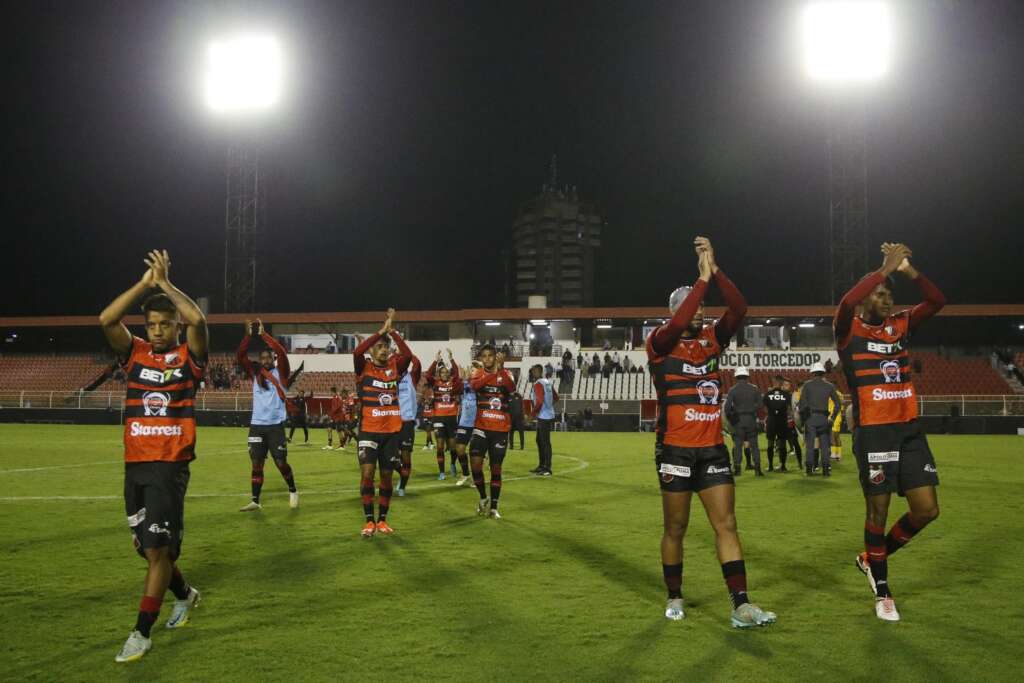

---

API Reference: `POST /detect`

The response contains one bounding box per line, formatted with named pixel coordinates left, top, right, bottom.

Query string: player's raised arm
left=237, top=321, right=257, bottom=379
left=694, top=236, right=747, bottom=347
left=99, top=265, right=155, bottom=358
left=144, top=250, right=207, bottom=361
left=257, top=319, right=289, bottom=379
left=647, top=242, right=712, bottom=357
left=881, top=243, right=946, bottom=331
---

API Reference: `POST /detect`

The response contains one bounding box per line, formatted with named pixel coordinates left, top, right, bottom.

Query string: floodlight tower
left=801, top=2, right=892, bottom=304
left=203, top=34, right=283, bottom=313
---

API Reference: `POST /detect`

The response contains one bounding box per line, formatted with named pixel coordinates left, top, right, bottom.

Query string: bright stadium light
left=484, top=321, right=501, bottom=326
left=530, top=319, right=548, bottom=326
left=204, top=34, right=283, bottom=114
left=802, top=2, right=891, bottom=84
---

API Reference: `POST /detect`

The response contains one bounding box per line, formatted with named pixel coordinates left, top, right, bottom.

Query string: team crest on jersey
left=697, top=380, right=720, bottom=405
left=699, top=339, right=710, bottom=348
left=142, top=391, right=171, bottom=417
left=489, top=397, right=502, bottom=410
left=379, top=393, right=394, bottom=405
left=163, top=352, right=179, bottom=364
left=880, top=360, right=901, bottom=384
left=884, top=325, right=894, bottom=336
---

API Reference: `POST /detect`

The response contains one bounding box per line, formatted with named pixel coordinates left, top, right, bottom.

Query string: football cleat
left=322, top=445, right=334, bottom=450
left=239, top=501, right=262, bottom=512
left=375, top=520, right=394, bottom=535
left=396, top=486, right=405, bottom=497
left=856, top=552, right=877, bottom=596
left=730, top=603, right=777, bottom=629
left=438, top=472, right=446, bottom=481
left=115, top=630, right=152, bottom=663
left=289, top=492, right=299, bottom=509
left=665, top=598, right=685, bottom=621
left=489, top=508, right=502, bottom=520
left=539, top=469, right=552, bottom=477
left=361, top=521, right=376, bottom=538
left=476, top=498, right=490, bottom=516
left=875, top=597, right=900, bottom=622
left=166, top=587, right=200, bottom=629
left=456, top=475, right=469, bottom=486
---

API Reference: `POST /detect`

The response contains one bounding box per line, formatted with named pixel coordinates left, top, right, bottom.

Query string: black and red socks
left=886, top=513, right=928, bottom=556
left=135, top=595, right=162, bottom=638
left=865, top=521, right=891, bottom=598
left=721, top=560, right=749, bottom=609
left=360, top=478, right=375, bottom=521
left=168, top=566, right=190, bottom=601
left=663, top=563, right=683, bottom=599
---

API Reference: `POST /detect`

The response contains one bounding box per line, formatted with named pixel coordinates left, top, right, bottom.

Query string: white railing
left=1, top=391, right=1022, bottom=417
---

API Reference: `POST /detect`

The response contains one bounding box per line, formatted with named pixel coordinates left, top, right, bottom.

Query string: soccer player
left=421, top=397, right=435, bottom=451
left=509, top=390, right=526, bottom=450
left=646, top=236, right=776, bottom=628
left=287, top=389, right=311, bottom=445
left=528, top=364, right=558, bottom=476
left=424, top=350, right=467, bottom=483
left=353, top=309, right=412, bottom=536
left=325, top=386, right=346, bottom=450
left=469, top=346, right=516, bottom=518
left=395, top=352, right=422, bottom=495
left=344, top=388, right=359, bottom=444
left=763, top=375, right=791, bottom=471
left=835, top=242, right=944, bottom=622
left=451, top=362, right=477, bottom=486
left=101, top=249, right=205, bottom=662
left=797, top=363, right=842, bottom=476
left=237, top=320, right=299, bottom=511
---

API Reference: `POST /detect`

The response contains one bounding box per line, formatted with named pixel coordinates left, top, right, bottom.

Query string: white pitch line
left=0, top=453, right=589, bottom=503
left=0, top=460, right=122, bottom=474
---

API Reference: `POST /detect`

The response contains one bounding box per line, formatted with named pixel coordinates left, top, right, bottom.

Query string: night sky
left=3, top=0, right=1023, bottom=316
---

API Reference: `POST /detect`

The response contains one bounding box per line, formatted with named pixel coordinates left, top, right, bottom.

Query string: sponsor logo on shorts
left=706, top=465, right=732, bottom=475
left=880, top=360, right=902, bottom=384
left=868, top=451, right=900, bottom=463
left=696, top=380, right=720, bottom=405
left=659, top=463, right=691, bottom=477
left=433, top=422, right=445, bottom=429
left=126, top=508, right=147, bottom=527
left=147, top=522, right=171, bottom=536
left=869, top=467, right=886, bottom=485
left=924, top=463, right=937, bottom=473
left=358, top=440, right=378, bottom=449
left=129, top=421, right=184, bottom=437
left=872, top=387, right=913, bottom=401
left=472, top=429, right=486, bottom=438
left=684, top=408, right=720, bottom=422
left=247, top=436, right=263, bottom=443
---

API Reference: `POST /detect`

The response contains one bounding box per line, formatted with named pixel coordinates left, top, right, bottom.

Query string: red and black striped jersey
left=839, top=312, right=918, bottom=426
left=470, top=368, right=514, bottom=432
left=647, top=325, right=724, bottom=448
left=121, top=337, right=204, bottom=463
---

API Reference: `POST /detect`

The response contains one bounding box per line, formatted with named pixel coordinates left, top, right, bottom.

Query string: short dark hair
left=531, top=363, right=544, bottom=375
left=774, top=375, right=785, bottom=383
left=479, top=343, right=495, bottom=354
left=141, top=293, right=176, bottom=316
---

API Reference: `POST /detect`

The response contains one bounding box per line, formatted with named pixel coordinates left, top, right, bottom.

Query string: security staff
left=724, top=367, right=763, bottom=476
left=797, top=362, right=842, bottom=477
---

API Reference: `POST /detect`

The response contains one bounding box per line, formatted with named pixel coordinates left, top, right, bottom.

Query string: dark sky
left=3, top=0, right=1022, bottom=316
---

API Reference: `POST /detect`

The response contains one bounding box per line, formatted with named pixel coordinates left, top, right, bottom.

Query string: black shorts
left=124, top=461, right=190, bottom=560
left=854, top=420, right=939, bottom=497
left=655, top=442, right=734, bottom=493
left=357, top=431, right=401, bottom=470
left=765, top=418, right=788, bottom=440
left=290, top=414, right=307, bottom=427
left=330, top=421, right=345, bottom=431
left=469, top=428, right=508, bottom=464
left=399, top=420, right=416, bottom=450
left=434, top=416, right=459, bottom=441
left=454, top=425, right=473, bottom=446
left=347, top=419, right=359, bottom=433
left=248, top=423, right=288, bottom=461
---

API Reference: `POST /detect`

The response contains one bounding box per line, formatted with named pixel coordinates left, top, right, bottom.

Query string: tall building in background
left=508, top=157, right=603, bottom=307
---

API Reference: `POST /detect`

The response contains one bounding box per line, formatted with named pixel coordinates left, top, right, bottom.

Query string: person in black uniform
left=287, top=390, right=311, bottom=445
left=509, top=391, right=526, bottom=450
left=763, top=375, right=791, bottom=472
left=782, top=379, right=803, bottom=463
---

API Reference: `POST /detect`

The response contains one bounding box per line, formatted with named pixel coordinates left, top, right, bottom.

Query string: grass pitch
left=1, top=424, right=1022, bottom=682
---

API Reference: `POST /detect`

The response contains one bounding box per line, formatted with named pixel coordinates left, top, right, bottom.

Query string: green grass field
left=1, top=424, right=1022, bottom=682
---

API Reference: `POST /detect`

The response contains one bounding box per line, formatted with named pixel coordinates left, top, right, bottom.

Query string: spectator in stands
left=583, top=406, right=594, bottom=430
left=326, top=341, right=336, bottom=354
left=602, top=339, right=612, bottom=351
left=501, top=342, right=511, bottom=359
left=577, top=351, right=585, bottom=370
left=622, top=355, right=632, bottom=373
left=544, top=361, right=554, bottom=378
left=612, top=351, right=621, bottom=371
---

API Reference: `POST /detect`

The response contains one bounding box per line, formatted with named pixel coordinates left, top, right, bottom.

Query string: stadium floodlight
left=799, top=322, right=816, bottom=328
left=530, top=319, right=548, bottom=326
left=484, top=321, right=501, bottom=326
left=802, top=2, right=891, bottom=84
left=204, top=34, right=283, bottom=114
left=747, top=324, right=764, bottom=328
